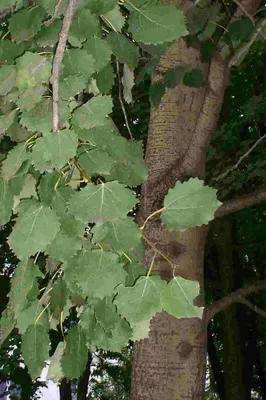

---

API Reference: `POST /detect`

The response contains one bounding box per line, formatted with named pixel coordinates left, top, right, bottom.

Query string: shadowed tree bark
left=131, top=0, right=263, bottom=399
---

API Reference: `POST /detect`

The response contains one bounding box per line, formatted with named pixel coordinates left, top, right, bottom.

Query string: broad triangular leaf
left=72, top=95, right=113, bottom=130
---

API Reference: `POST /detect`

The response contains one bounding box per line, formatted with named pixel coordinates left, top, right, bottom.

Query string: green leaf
left=86, top=0, right=117, bottom=14
left=0, top=109, right=17, bottom=136
left=228, top=17, right=254, bottom=41
left=9, top=7, right=46, bottom=43
left=160, top=178, right=222, bottom=230
left=68, top=181, right=137, bottom=223
left=50, top=279, right=69, bottom=319
left=35, top=20, right=62, bottom=47
left=62, top=48, right=95, bottom=79
left=114, top=276, right=164, bottom=326
left=31, top=129, right=78, bottom=171
left=5, top=119, right=33, bottom=143
left=35, top=0, right=67, bottom=15
left=106, top=318, right=132, bottom=351
left=92, top=218, right=141, bottom=253
left=0, top=40, right=25, bottom=63
left=16, top=85, right=46, bottom=111
left=0, top=177, right=16, bottom=225
left=103, top=5, right=125, bottom=32
left=183, top=68, right=204, bottom=88
left=20, top=97, right=70, bottom=133
left=106, top=32, right=139, bottom=69
left=132, top=319, right=150, bottom=341
left=8, top=200, right=61, bottom=259
left=13, top=174, right=38, bottom=212
left=69, top=8, right=99, bottom=47
left=161, top=277, right=203, bottom=318
left=16, top=300, right=49, bottom=334
left=164, top=65, right=187, bottom=88
left=95, top=63, right=114, bottom=94
left=0, top=308, right=15, bottom=348
left=95, top=297, right=120, bottom=331
left=70, top=249, right=127, bottom=298
left=21, top=324, right=50, bottom=379
left=78, top=147, right=113, bottom=176
left=61, top=325, right=88, bottom=380
left=9, top=259, right=43, bottom=318
left=45, top=257, right=61, bottom=275
left=72, top=95, right=113, bottom=130
left=186, top=6, right=210, bottom=35
left=0, top=65, right=16, bottom=96
left=60, top=74, right=87, bottom=100
left=46, top=232, right=82, bottom=262
left=149, top=82, right=165, bottom=107
left=79, top=304, right=97, bottom=337
left=47, top=342, right=66, bottom=383
left=16, top=52, right=51, bottom=91
left=0, top=0, right=16, bottom=11
left=124, top=261, right=147, bottom=286
left=122, top=63, right=134, bottom=104
left=128, top=4, right=188, bottom=44
left=1, top=143, right=29, bottom=181
left=83, top=37, right=112, bottom=72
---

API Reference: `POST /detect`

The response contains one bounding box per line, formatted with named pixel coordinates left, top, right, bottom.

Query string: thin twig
left=229, top=18, right=266, bottom=67
left=205, top=280, right=266, bottom=322
left=50, top=0, right=79, bottom=132
left=214, top=132, right=266, bottom=181
left=237, top=297, right=266, bottom=318
left=233, top=0, right=266, bottom=41
left=45, top=0, right=65, bottom=26
left=116, top=59, right=134, bottom=140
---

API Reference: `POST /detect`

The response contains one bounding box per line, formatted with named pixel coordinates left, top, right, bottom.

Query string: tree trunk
left=60, top=378, right=72, bottom=400
left=131, top=34, right=228, bottom=400
left=77, top=352, right=92, bottom=400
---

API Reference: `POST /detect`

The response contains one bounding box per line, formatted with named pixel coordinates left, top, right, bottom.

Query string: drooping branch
left=215, top=188, right=266, bottom=218
left=236, top=297, right=266, bottom=318
left=50, top=0, right=79, bottom=132
left=205, top=281, right=266, bottom=322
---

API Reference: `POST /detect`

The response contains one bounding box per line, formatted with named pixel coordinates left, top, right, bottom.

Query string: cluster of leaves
left=0, top=0, right=223, bottom=382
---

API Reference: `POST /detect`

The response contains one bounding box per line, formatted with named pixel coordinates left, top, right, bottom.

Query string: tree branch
left=50, top=0, right=79, bottom=132
left=236, top=297, right=266, bottom=318
left=45, top=0, right=65, bottom=26
left=205, top=281, right=266, bottom=322
left=215, top=188, right=266, bottom=218
left=214, top=132, right=266, bottom=181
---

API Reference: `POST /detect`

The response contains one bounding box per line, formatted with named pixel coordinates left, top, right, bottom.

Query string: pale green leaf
left=1, top=143, right=29, bottom=181
left=72, top=95, right=113, bottom=130
left=21, top=324, right=50, bottom=379
left=161, top=277, right=203, bottom=318
left=16, top=52, right=51, bottom=91
left=95, top=297, right=120, bottom=331
left=83, top=37, right=112, bottom=72
left=114, top=276, right=164, bottom=326
left=0, top=65, right=16, bottom=96
left=79, top=305, right=97, bottom=337
left=70, top=249, right=127, bottom=299
left=9, top=259, right=43, bottom=317
left=0, top=177, right=16, bottom=224
left=95, top=63, right=114, bottom=94
left=60, top=74, right=87, bottom=100
left=45, top=257, right=61, bottom=275
left=124, top=261, right=147, bottom=286
left=16, top=300, right=49, bottom=334
left=69, top=8, right=99, bottom=47
left=16, top=85, right=46, bottom=111
left=132, top=319, right=150, bottom=341
left=78, top=147, right=113, bottom=176
left=9, top=7, right=46, bottom=43
left=61, top=325, right=88, bottom=380
left=8, top=200, right=61, bottom=259
left=31, top=129, right=78, bottom=171
left=86, top=0, right=117, bottom=14
left=47, top=342, right=66, bottom=383
left=35, top=20, right=62, bottom=47
left=103, top=5, right=125, bottom=32
left=0, top=109, right=17, bottom=136
left=161, top=178, right=222, bottom=230
left=106, top=32, right=139, bottom=69
left=128, top=4, right=188, bottom=44
left=106, top=318, right=132, bottom=351
left=92, top=218, right=141, bottom=253
left=122, top=63, right=134, bottom=104
left=62, top=48, right=95, bottom=79
left=13, top=174, right=38, bottom=212
left=68, top=181, right=137, bottom=223
left=46, top=232, right=82, bottom=263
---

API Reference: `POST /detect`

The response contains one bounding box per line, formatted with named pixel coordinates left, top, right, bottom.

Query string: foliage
left=1, top=0, right=261, bottom=386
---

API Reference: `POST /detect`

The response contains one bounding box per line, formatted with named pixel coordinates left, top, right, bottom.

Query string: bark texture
left=131, top=0, right=261, bottom=398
